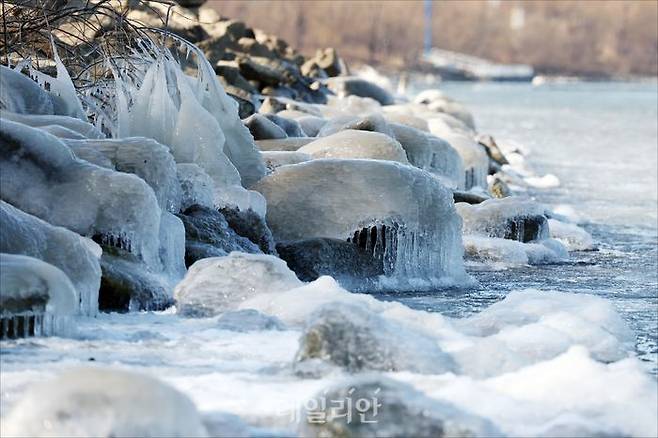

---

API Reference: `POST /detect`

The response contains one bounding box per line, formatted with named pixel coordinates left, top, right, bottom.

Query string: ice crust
left=298, top=129, right=409, bottom=163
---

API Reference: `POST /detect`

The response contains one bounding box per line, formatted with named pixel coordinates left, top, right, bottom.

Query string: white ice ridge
left=109, top=37, right=266, bottom=211
left=0, top=201, right=101, bottom=316
left=253, top=159, right=469, bottom=285
left=0, top=119, right=163, bottom=270
left=0, top=253, right=77, bottom=337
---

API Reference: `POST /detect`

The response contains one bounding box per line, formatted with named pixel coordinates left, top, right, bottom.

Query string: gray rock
left=219, top=206, right=277, bottom=254
left=263, top=113, right=306, bottom=137
left=477, top=134, right=509, bottom=166
left=317, top=113, right=394, bottom=138
left=243, top=113, right=288, bottom=140
left=326, top=77, right=395, bottom=105
left=216, top=309, right=286, bottom=332
left=294, top=303, right=457, bottom=376
left=453, top=190, right=489, bottom=204
left=505, top=215, right=549, bottom=242
left=299, top=375, right=501, bottom=437
left=175, top=205, right=261, bottom=267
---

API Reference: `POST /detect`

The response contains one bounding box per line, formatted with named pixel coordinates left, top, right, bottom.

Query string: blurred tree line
left=213, top=0, right=658, bottom=77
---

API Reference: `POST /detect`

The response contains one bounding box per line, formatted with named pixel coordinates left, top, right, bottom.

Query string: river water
left=380, top=80, right=658, bottom=373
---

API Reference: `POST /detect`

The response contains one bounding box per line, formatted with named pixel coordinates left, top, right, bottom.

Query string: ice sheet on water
left=252, top=159, right=468, bottom=286
left=0, top=201, right=101, bottom=316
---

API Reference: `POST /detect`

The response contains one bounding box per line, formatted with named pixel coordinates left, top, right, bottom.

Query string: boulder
left=294, top=302, right=456, bottom=376
left=262, top=151, right=312, bottom=172
left=299, top=376, right=500, bottom=437
left=263, top=113, right=306, bottom=137
left=317, top=113, right=394, bottom=138
left=243, top=113, right=288, bottom=140
left=326, top=77, right=395, bottom=105
left=218, top=206, right=277, bottom=254
left=477, top=134, right=509, bottom=166
left=256, top=137, right=315, bottom=151
left=298, top=130, right=408, bottom=163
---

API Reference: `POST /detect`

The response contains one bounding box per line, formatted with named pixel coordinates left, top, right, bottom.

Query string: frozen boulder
left=441, top=133, right=488, bottom=190
left=457, top=197, right=550, bottom=243
left=216, top=309, right=286, bottom=332
left=390, top=123, right=464, bottom=188
left=298, top=130, right=408, bottom=163
left=66, top=137, right=182, bottom=213
left=177, top=163, right=215, bottom=210
left=299, top=375, right=500, bottom=437
left=263, top=113, right=307, bottom=137
left=0, top=201, right=101, bottom=316
left=218, top=206, right=277, bottom=254
left=174, top=253, right=302, bottom=317
left=294, top=115, right=327, bottom=137
left=415, top=90, right=475, bottom=130
left=317, top=113, right=394, bottom=138
left=253, top=159, right=467, bottom=285
left=175, top=205, right=260, bottom=267
left=383, top=111, right=430, bottom=131
left=548, top=218, right=594, bottom=251
left=0, top=110, right=105, bottom=139
left=0, top=253, right=77, bottom=338
left=243, top=113, right=287, bottom=140
left=294, top=302, right=456, bottom=376
left=326, top=76, right=395, bottom=105
left=262, top=151, right=312, bottom=172
left=1, top=367, right=207, bottom=437
left=256, top=137, right=315, bottom=151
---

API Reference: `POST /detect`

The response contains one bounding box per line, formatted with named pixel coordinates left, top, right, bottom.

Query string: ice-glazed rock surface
left=0, top=119, right=163, bottom=270
left=243, top=113, right=288, bottom=140
left=177, top=163, right=215, bottom=210
left=326, top=76, right=395, bottom=105
left=256, top=137, right=315, bottom=151
left=457, top=197, right=551, bottom=242
left=0, top=253, right=77, bottom=338
left=174, top=253, right=303, bottom=317
left=414, top=89, right=476, bottom=130
left=0, top=367, right=208, bottom=437
left=298, top=130, right=408, bottom=163
left=390, top=123, right=465, bottom=188
left=0, top=110, right=105, bottom=139
left=253, top=159, right=468, bottom=287
left=65, top=137, right=182, bottom=213
left=462, top=236, right=568, bottom=266
left=442, top=133, right=488, bottom=189
left=299, top=375, right=500, bottom=438
left=0, top=201, right=101, bottom=316
left=294, top=302, right=456, bottom=376
left=218, top=206, right=277, bottom=254
left=317, top=113, right=394, bottom=138
left=262, top=151, right=312, bottom=171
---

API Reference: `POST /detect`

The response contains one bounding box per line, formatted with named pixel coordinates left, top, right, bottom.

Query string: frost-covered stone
left=317, top=113, right=394, bottom=138
left=262, top=151, right=312, bottom=171
left=0, top=253, right=77, bottom=338
left=298, top=130, right=408, bottom=163
left=326, top=77, right=395, bottom=105
left=66, top=137, right=182, bottom=213
left=174, top=253, right=302, bottom=317
left=263, top=113, right=307, bottom=137
left=253, top=159, right=467, bottom=285
left=0, top=119, right=163, bottom=270
left=294, top=302, right=456, bottom=375
left=243, top=113, right=287, bottom=140
left=441, top=133, right=488, bottom=189
left=218, top=206, right=277, bottom=254
left=1, top=367, right=207, bottom=437
left=383, top=111, right=429, bottom=131
left=1, top=110, right=105, bottom=139
left=176, top=205, right=260, bottom=267
left=299, top=376, right=500, bottom=437
left=415, top=89, right=475, bottom=130
left=390, top=123, right=464, bottom=188
left=457, top=197, right=550, bottom=242
left=294, top=115, right=327, bottom=137
left=216, top=309, right=286, bottom=332
left=177, top=163, right=215, bottom=210
left=0, top=201, right=101, bottom=316
left=256, top=137, right=315, bottom=151
left=462, top=236, right=567, bottom=266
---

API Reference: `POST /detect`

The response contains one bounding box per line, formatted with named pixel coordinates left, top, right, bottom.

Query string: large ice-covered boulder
left=253, top=159, right=467, bottom=286
left=0, top=110, right=105, bottom=139
left=441, top=133, right=488, bottom=190
left=299, top=376, right=500, bottom=437
left=0, top=201, right=101, bottom=316
left=262, top=151, right=312, bottom=171
left=0, top=253, right=77, bottom=338
left=174, top=252, right=302, bottom=317
left=298, top=130, right=408, bottom=163
left=1, top=367, right=208, bottom=437
left=294, top=302, right=456, bottom=376
left=326, top=77, right=395, bottom=105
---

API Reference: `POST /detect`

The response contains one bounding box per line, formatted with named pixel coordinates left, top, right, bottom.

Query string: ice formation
left=442, top=133, right=489, bottom=189
left=256, top=137, right=315, bottom=151
left=548, top=218, right=594, bottom=250
left=174, top=253, right=302, bottom=317
left=0, top=201, right=101, bottom=316
left=261, top=151, right=312, bottom=172
left=0, top=110, right=105, bottom=139
left=0, top=253, right=77, bottom=338
left=1, top=367, right=208, bottom=437
left=297, top=130, right=409, bottom=163
left=462, top=235, right=567, bottom=266
left=253, top=159, right=468, bottom=287
left=177, top=164, right=215, bottom=210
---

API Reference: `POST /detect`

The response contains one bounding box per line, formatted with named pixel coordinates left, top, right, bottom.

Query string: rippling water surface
left=380, top=81, right=658, bottom=373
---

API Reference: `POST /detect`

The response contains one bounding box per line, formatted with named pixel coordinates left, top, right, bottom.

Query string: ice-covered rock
left=441, top=133, right=488, bottom=190
left=0, top=119, right=162, bottom=270
left=0, top=253, right=77, bottom=338
left=457, top=197, right=550, bottom=243
left=389, top=123, right=464, bottom=188
left=326, top=77, right=395, bottom=105
left=317, top=113, right=394, bottom=138
left=175, top=205, right=260, bottom=266
left=256, top=137, right=315, bottom=151
left=414, top=89, right=475, bottom=130
left=263, top=113, right=307, bottom=137
left=383, top=111, right=430, bottom=131
left=294, top=302, right=456, bottom=376
left=262, top=151, right=312, bottom=171
left=298, top=130, right=408, bottom=163
left=253, top=159, right=468, bottom=287
left=299, top=375, right=500, bottom=437
left=218, top=206, right=277, bottom=254
left=66, top=137, right=182, bottom=213
left=174, top=253, right=302, bottom=317
left=0, top=367, right=207, bottom=437
left=216, top=309, right=286, bottom=332
left=177, top=163, right=215, bottom=210
left=243, top=113, right=287, bottom=140
left=0, top=201, right=101, bottom=316
left=0, top=110, right=105, bottom=139
left=548, top=218, right=594, bottom=251
left=294, top=115, right=327, bottom=137
left=462, top=236, right=567, bottom=266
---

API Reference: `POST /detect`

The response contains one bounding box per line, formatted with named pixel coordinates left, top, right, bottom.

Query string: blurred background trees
left=214, top=0, right=658, bottom=77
